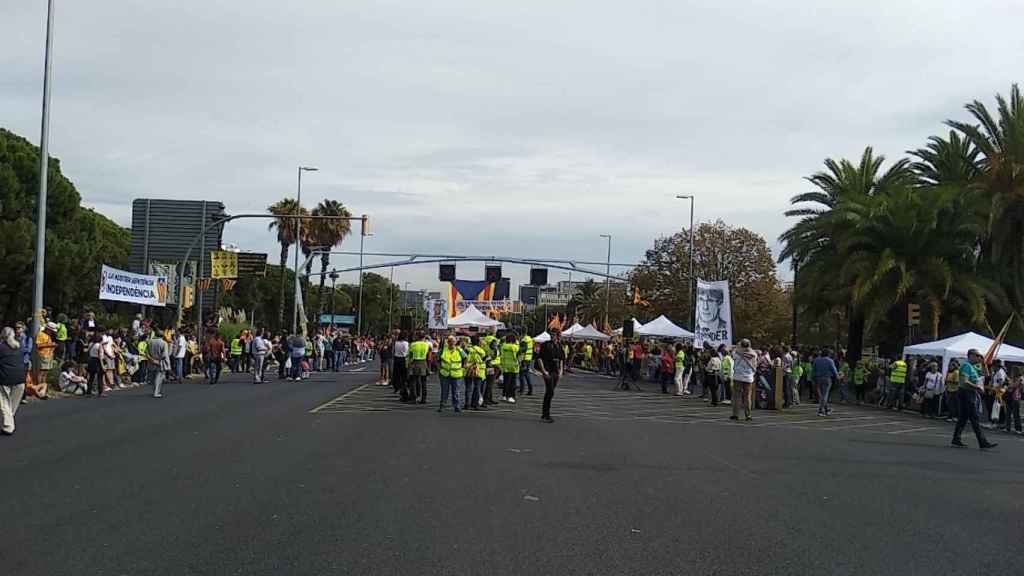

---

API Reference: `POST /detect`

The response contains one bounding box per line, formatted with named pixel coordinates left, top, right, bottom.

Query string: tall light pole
left=356, top=215, right=370, bottom=336
left=292, top=166, right=318, bottom=334
left=404, top=281, right=412, bottom=326
left=329, top=270, right=339, bottom=328
left=676, top=195, right=695, bottom=329
left=32, top=0, right=56, bottom=340
left=600, top=234, right=612, bottom=326
left=387, top=266, right=395, bottom=332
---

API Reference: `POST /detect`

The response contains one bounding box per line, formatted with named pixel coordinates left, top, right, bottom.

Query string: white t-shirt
left=924, top=372, right=943, bottom=394
left=393, top=340, right=409, bottom=358
left=992, top=368, right=1007, bottom=389
left=101, top=335, right=115, bottom=358
left=175, top=335, right=187, bottom=358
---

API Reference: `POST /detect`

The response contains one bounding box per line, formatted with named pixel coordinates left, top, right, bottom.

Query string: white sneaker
left=508, top=397, right=516, bottom=404
left=501, top=396, right=508, bottom=402
left=722, top=400, right=732, bottom=405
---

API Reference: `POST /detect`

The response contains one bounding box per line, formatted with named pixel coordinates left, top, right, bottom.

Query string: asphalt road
left=4, top=364, right=1023, bottom=575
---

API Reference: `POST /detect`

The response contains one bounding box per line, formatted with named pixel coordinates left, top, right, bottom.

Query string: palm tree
left=779, top=147, right=915, bottom=360
left=947, top=84, right=1024, bottom=315
left=268, top=198, right=308, bottom=327
left=310, top=199, right=353, bottom=313
left=569, top=280, right=601, bottom=324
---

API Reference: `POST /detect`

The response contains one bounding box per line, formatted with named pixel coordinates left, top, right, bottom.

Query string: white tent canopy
left=567, top=324, right=611, bottom=341
left=637, top=315, right=693, bottom=339
left=562, top=323, right=585, bottom=337
left=613, top=318, right=643, bottom=336
left=903, top=331, right=1024, bottom=375
left=447, top=304, right=505, bottom=329
left=534, top=331, right=551, bottom=343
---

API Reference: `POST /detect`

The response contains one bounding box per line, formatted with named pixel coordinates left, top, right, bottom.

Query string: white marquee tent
left=903, top=331, right=1024, bottom=375
left=447, top=304, right=505, bottom=329
left=533, top=331, right=551, bottom=343
left=567, top=324, right=611, bottom=341
left=562, top=323, right=585, bottom=337
left=637, top=315, right=694, bottom=339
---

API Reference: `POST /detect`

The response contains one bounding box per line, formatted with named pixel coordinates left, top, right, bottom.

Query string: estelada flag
left=632, top=286, right=650, bottom=307
left=984, top=313, right=1015, bottom=367
left=548, top=314, right=563, bottom=331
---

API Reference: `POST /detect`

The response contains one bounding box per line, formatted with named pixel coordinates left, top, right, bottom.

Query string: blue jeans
left=440, top=376, right=461, bottom=410
left=518, top=362, right=532, bottom=394
left=174, top=357, right=184, bottom=381
left=464, top=377, right=481, bottom=408
left=333, top=350, right=344, bottom=371
left=206, top=360, right=222, bottom=383
left=290, top=355, right=303, bottom=379
left=817, top=377, right=832, bottom=414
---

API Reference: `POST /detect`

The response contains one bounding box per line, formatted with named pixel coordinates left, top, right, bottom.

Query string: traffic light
left=529, top=268, right=548, bottom=286
left=907, top=303, right=921, bottom=327
left=439, top=264, right=456, bottom=282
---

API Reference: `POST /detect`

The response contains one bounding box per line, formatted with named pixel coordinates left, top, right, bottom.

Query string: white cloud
left=2, top=0, right=1021, bottom=295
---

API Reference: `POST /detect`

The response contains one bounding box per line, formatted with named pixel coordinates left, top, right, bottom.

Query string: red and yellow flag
left=984, top=313, right=1015, bottom=367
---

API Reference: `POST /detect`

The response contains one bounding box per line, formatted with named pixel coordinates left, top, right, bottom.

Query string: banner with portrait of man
left=694, top=279, right=732, bottom=348
left=425, top=299, right=449, bottom=330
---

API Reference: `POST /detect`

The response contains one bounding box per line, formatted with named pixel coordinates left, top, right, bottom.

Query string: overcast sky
left=3, top=1, right=1021, bottom=295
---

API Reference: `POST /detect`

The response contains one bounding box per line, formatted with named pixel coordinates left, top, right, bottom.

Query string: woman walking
left=0, top=327, right=26, bottom=435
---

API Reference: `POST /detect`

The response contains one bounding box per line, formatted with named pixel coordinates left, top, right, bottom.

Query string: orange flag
left=548, top=314, right=563, bottom=331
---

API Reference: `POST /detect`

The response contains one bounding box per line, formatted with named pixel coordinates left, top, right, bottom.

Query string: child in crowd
left=58, top=362, right=88, bottom=395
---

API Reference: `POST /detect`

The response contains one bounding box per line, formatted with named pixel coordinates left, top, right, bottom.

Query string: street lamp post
left=292, top=166, right=318, bottom=334
left=329, top=270, right=339, bottom=328
left=356, top=215, right=370, bottom=336
left=31, top=0, right=56, bottom=341
left=404, top=281, right=412, bottom=326
left=387, top=266, right=395, bottom=332
left=600, top=234, right=612, bottom=326
left=676, top=195, right=695, bottom=329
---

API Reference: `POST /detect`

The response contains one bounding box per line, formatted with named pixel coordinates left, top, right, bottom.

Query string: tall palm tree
left=310, top=199, right=353, bottom=313
left=268, top=198, right=308, bottom=328
left=779, top=147, right=915, bottom=360
left=569, top=280, right=601, bottom=324
left=947, top=84, right=1024, bottom=315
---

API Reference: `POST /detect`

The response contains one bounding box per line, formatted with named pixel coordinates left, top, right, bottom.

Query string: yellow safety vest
left=500, top=343, right=520, bottom=373
left=521, top=336, right=534, bottom=361
left=230, top=338, right=242, bottom=356
left=439, top=347, right=464, bottom=379
left=468, top=345, right=487, bottom=380
left=891, top=360, right=907, bottom=384
left=409, top=340, right=429, bottom=361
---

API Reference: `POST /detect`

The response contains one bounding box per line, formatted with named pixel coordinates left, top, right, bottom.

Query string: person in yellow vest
left=889, top=358, right=908, bottom=411
left=438, top=335, right=465, bottom=413
left=673, top=343, right=687, bottom=396
left=583, top=342, right=593, bottom=370
left=229, top=335, right=243, bottom=373
left=484, top=337, right=501, bottom=406
left=408, top=332, right=431, bottom=404
left=465, top=336, right=488, bottom=410
left=55, top=314, right=69, bottom=362
left=500, top=334, right=521, bottom=403
left=719, top=344, right=734, bottom=405
left=518, top=333, right=534, bottom=396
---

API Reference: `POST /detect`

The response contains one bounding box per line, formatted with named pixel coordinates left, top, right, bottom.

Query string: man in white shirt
left=393, top=334, right=410, bottom=400
left=251, top=330, right=270, bottom=383
left=173, top=331, right=187, bottom=381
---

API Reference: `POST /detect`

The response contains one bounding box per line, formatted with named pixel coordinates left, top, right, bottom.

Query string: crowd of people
left=1, top=307, right=1018, bottom=450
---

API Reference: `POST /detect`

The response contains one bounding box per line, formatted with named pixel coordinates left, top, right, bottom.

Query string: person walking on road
left=408, top=332, right=431, bottom=404
left=703, top=347, right=722, bottom=406
left=0, top=327, right=27, bottom=435
left=287, top=333, right=306, bottom=381
left=518, top=333, right=534, bottom=396
left=812, top=349, right=839, bottom=416
left=437, top=336, right=464, bottom=413
left=145, top=328, right=171, bottom=398
left=204, top=332, right=226, bottom=385
left=952, top=349, right=997, bottom=450
left=538, top=328, right=566, bottom=423
left=500, top=334, right=520, bottom=403
left=730, top=339, right=757, bottom=421
left=465, top=336, right=487, bottom=410
left=252, top=330, right=270, bottom=383
left=673, top=343, right=687, bottom=396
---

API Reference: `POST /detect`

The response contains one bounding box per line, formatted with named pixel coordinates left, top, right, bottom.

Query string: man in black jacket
left=538, top=329, right=566, bottom=423
left=0, top=327, right=27, bottom=435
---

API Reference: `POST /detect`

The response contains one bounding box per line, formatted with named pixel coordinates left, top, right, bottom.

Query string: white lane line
left=821, top=421, right=908, bottom=431
left=886, top=426, right=936, bottom=435
left=309, top=383, right=370, bottom=413
left=750, top=416, right=876, bottom=427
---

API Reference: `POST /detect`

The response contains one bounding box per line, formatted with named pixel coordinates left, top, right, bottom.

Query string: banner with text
left=694, top=279, right=732, bottom=348
left=99, top=265, right=167, bottom=307
left=425, top=299, right=449, bottom=330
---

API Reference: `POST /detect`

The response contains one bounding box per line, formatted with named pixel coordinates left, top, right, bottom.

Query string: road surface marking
left=309, top=383, right=370, bottom=413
